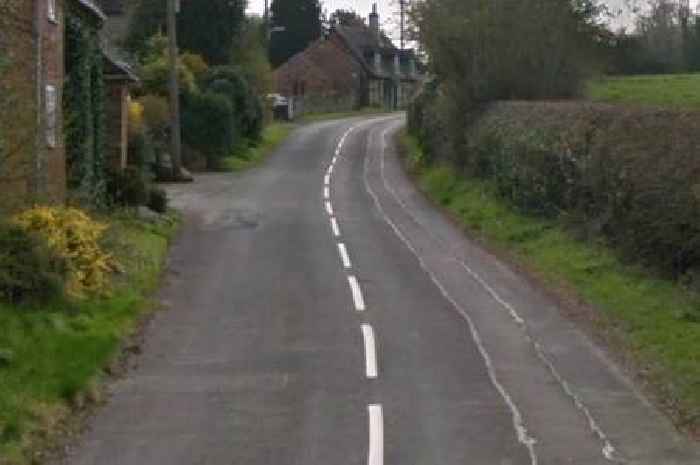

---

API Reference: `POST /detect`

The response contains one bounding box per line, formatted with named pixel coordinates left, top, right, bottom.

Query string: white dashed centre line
left=331, top=217, right=341, bottom=237
left=325, top=201, right=334, bottom=216
left=324, top=186, right=330, bottom=200
left=324, top=174, right=330, bottom=186
left=361, top=324, right=379, bottom=379
left=347, top=275, right=366, bottom=311
left=368, top=404, right=384, bottom=465
left=338, top=243, right=352, bottom=269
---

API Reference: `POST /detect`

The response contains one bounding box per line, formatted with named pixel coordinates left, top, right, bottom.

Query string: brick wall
left=274, top=33, right=365, bottom=113
left=0, top=0, right=66, bottom=208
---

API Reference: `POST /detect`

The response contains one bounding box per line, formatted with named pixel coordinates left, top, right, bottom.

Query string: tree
left=127, top=0, right=246, bottom=65
left=178, top=0, right=247, bottom=65
left=330, top=9, right=366, bottom=27
left=231, top=17, right=275, bottom=96
left=269, top=0, right=323, bottom=68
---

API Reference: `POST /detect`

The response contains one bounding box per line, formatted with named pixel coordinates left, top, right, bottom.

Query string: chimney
left=369, top=3, right=379, bottom=36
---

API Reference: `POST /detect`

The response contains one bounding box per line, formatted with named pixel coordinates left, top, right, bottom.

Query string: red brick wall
left=274, top=33, right=365, bottom=110
left=0, top=0, right=66, bottom=207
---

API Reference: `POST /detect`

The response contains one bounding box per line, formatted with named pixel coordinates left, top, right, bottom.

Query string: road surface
left=59, top=116, right=700, bottom=465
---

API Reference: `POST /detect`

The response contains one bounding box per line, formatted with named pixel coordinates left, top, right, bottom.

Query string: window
left=48, top=0, right=57, bottom=23
left=45, top=85, right=57, bottom=148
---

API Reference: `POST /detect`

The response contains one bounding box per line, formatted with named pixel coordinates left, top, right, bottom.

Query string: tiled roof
left=75, top=0, right=107, bottom=21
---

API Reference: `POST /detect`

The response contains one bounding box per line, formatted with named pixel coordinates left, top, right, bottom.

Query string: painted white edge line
left=348, top=275, right=366, bottom=311
left=363, top=124, right=539, bottom=465
left=324, top=186, right=330, bottom=200
left=361, top=324, right=379, bottom=379
left=374, top=123, right=618, bottom=463
left=325, top=201, right=334, bottom=216
left=324, top=174, right=330, bottom=186
left=329, top=164, right=334, bottom=174
left=368, top=404, right=383, bottom=465
left=338, top=243, right=352, bottom=269
left=331, top=217, right=341, bottom=237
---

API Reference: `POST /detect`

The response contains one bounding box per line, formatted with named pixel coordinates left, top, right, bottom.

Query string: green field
left=586, top=73, right=700, bottom=109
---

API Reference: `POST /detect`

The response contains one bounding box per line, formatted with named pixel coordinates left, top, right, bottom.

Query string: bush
left=107, top=166, right=150, bottom=207
left=13, top=207, right=118, bottom=298
left=0, top=222, right=65, bottom=304
left=148, top=187, right=168, bottom=214
left=182, top=91, right=235, bottom=168
left=414, top=99, right=700, bottom=278
left=200, top=66, right=264, bottom=143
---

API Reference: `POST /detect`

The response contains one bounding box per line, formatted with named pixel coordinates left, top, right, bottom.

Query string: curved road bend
left=59, top=116, right=700, bottom=465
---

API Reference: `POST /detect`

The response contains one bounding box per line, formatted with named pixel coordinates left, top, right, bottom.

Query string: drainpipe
left=31, top=0, right=45, bottom=198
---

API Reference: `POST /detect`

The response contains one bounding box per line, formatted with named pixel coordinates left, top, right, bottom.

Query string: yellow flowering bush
left=13, top=207, right=118, bottom=298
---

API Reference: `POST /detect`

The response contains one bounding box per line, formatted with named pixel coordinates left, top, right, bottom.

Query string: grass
left=586, top=73, right=700, bottom=109
left=400, top=132, right=700, bottom=433
left=218, top=122, right=296, bottom=172
left=0, top=212, right=179, bottom=464
left=298, top=108, right=395, bottom=123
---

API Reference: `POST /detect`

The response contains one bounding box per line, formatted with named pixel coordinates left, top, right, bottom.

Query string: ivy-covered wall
left=64, top=3, right=106, bottom=206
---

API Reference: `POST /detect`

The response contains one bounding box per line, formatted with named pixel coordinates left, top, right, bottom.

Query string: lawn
left=586, top=73, right=700, bottom=109
left=400, top=132, right=700, bottom=435
left=0, top=213, right=179, bottom=464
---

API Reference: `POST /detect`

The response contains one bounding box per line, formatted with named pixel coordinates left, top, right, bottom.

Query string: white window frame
left=48, top=0, right=57, bottom=23
left=45, top=85, right=57, bottom=148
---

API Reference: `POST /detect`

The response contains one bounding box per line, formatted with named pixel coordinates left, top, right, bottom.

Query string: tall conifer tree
left=269, top=0, right=323, bottom=68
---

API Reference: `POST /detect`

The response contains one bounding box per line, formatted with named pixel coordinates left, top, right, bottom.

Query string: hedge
left=410, top=96, right=700, bottom=279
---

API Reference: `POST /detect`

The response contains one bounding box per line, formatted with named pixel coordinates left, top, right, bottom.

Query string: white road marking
left=324, top=174, right=330, bottom=186
left=348, top=275, right=366, bottom=311
left=361, top=324, right=379, bottom=379
left=324, top=186, right=330, bottom=199
left=363, top=125, right=539, bottom=465
left=338, top=243, right=352, bottom=269
left=332, top=156, right=338, bottom=164
left=372, top=123, right=619, bottom=463
left=368, top=405, right=384, bottom=465
left=329, top=164, right=334, bottom=174
left=331, top=217, right=341, bottom=237
left=325, top=201, right=334, bottom=216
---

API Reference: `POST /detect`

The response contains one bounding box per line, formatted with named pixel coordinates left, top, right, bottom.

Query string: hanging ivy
left=64, top=5, right=106, bottom=207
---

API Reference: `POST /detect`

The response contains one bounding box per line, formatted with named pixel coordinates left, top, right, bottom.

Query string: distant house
left=274, top=4, right=422, bottom=114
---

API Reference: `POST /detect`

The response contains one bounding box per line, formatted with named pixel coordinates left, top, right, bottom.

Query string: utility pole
left=399, top=0, right=406, bottom=50
left=167, top=0, right=183, bottom=180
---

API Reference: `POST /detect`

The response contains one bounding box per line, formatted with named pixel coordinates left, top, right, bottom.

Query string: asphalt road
left=60, top=116, right=700, bottom=465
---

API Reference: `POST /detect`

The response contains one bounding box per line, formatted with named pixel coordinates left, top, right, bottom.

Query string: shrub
left=148, top=187, right=168, bottom=214
left=200, top=66, right=264, bottom=143
left=182, top=91, right=235, bottom=168
left=107, top=166, right=150, bottom=207
left=417, top=100, right=700, bottom=279
left=0, top=221, right=65, bottom=304
left=13, top=207, right=118, bottom=298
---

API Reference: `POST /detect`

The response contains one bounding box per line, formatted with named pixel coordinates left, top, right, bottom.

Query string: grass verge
left=399, top=131, right=700, bottom=436
left=0, top=211, right=180, bottom=464
left=586, top=73, right=700, bottom=109
left=218, top=123, right=296, bottom=172
left=298, top=108, right=395, bottom=123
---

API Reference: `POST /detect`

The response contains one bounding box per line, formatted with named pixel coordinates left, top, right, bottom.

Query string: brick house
left=0, top=0, right=72, bottom=204
left=274, top=5, right=422, bottom=113
left=0, top=0, right=136, bottom=207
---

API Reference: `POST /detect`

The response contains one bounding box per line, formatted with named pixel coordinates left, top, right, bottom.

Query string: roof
left=333, top=25, right=420, bottom=81
left=75, top=0, right=108, bottom=22
left=96, top=0, right=124, bottom=15
left=102, top=48, right=139, bottom=83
